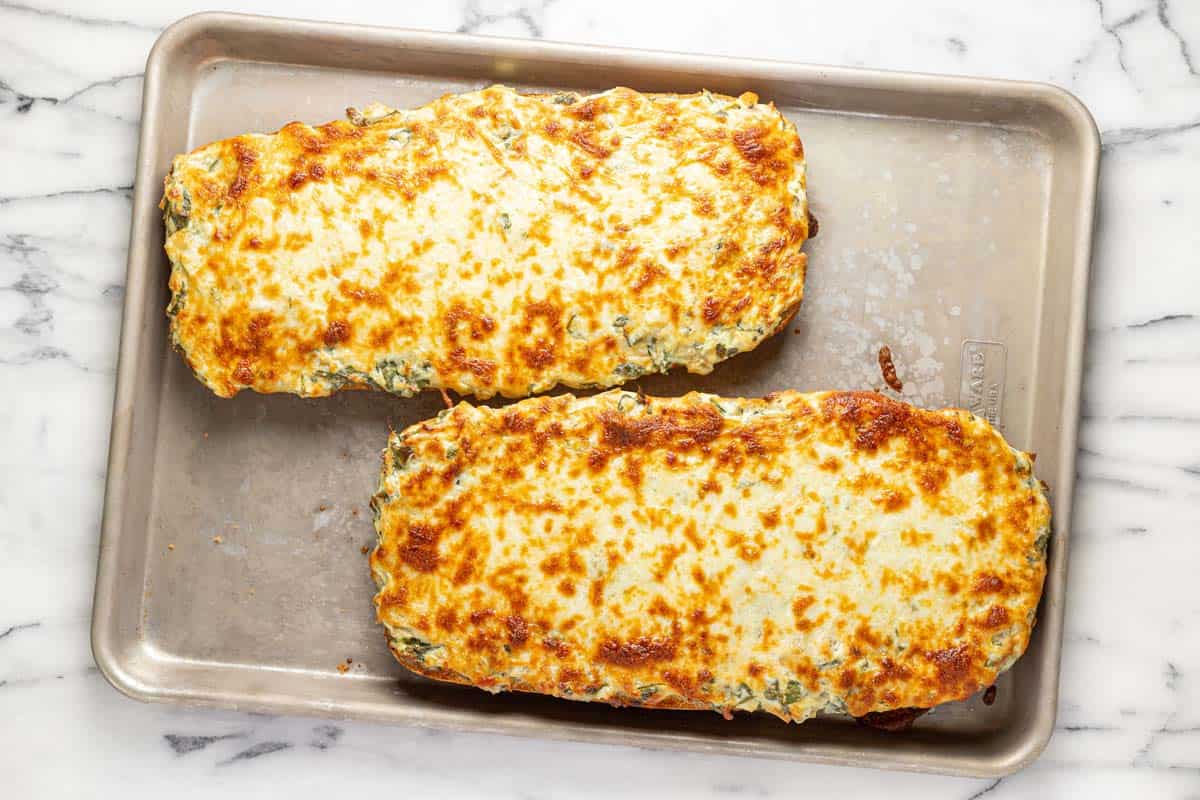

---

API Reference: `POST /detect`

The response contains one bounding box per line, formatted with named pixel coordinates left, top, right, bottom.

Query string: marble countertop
left=3, top=0, right=1199, bottom=796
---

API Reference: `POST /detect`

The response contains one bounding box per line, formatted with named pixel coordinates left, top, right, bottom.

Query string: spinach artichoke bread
left=369, top=389, right=1050, bottom=723
left=161, top=85, right=813, bottom=399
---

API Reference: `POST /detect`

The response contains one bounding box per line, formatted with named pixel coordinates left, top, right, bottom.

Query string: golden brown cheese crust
left=370, top=390, right=1051, bottom=722
left=162, top=86, right=811, bottom=398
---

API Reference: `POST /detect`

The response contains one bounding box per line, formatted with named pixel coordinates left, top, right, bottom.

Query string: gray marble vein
left=965, top=780, right=1002, bottom=800
left=0, top=186, right=134, bottom=206
left=1103, top=117, right=1200, bottom=148
left=1157, top=0, right=1198, bottom=75
left=0, top=0, right=160, bottom=32
left=220, top=740, right=293, bottom=765
left=164, top=731, right=247, bottom=755
left=0, top=621, right=41, bottom=641
left=457, top=0, right=557, bottom=37
left=1093, top=0, right=1144, bottom=75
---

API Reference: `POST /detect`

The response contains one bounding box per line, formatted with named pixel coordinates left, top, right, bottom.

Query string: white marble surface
left=2, top=0, right=1199, bottom=796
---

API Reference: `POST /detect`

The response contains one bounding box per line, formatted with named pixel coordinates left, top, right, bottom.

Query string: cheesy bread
left=370, top=390, right=1050, bottom=722
left=162, top=86, right=812, bottom=399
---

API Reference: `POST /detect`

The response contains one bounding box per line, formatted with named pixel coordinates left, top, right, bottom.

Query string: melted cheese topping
left=371, top=390, right=1050, bottom=722
left=162, top=86, right=811, bottom=398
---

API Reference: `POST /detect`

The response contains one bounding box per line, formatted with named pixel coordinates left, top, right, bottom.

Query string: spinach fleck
left=166, top=282, right=187, bottom=317
left=386, top=438, right=410, bottom=470
left=614, top=362, right=644, bottom=378
left=566, top=314, right=589, bottom=341
left=165, top=185, right=191, bottom=233
left=314, top=366, right=380, bottom=391
left=408, top=360, right=435, bottom=390
left=375, top=358, right=411, bottom=394
left=399, top=636, right=439, bottom=659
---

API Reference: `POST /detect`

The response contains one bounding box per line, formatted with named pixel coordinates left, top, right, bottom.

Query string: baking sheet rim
left=92, top=10, right=1099, bottom=778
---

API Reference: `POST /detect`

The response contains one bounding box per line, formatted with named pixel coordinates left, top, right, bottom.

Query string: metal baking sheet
left=93, top=12, right=1098, bottom=777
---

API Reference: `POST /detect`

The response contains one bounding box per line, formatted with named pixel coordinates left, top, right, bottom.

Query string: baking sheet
left=93, top=12, right=1098, bottom=777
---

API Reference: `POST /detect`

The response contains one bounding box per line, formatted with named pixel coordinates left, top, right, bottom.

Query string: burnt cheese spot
left=232, top=360, right=254, bottom=384
left=925, top=645, right=976, bottom=693
left=599, top=404, right=723, bottom=451
left=872, top=658, right=912, bottom=686
left=792, top=595, right=817, bottom=631
left=569, top=98, right=604, bottom=120
left=973, top=573, right=1006, bottom=594
left=543, top=637, right=570, bottom=658
left=450, top=348, right=499, bottom=382
left=874, top=488, right=911, bottom=512
left=570, top=128, right=612, bottom=159
left=974, top=515, right=998, bottom=541
left=733, top=127, right=770, bottom=161
left=596, top=634, right=677, bottom=667
left=505, top=614, right=529, bottom=645
left=399, top=523, right=440, bottom=572
left=228, top=140, right=258, bottom=199
left=324, top=320, right=352, bottom=346
left=982, top=605, right=1011, bottom=629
